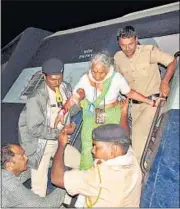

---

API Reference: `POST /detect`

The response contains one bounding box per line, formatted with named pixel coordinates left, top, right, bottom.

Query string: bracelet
left=62, top=107, right=68, bottom=114
left=152, top=100, right=156, bottom=107
left=58, top=107, right=67, bottom=117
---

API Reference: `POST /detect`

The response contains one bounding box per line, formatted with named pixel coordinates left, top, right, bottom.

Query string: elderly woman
left=54, top=51, right=162, bottom=170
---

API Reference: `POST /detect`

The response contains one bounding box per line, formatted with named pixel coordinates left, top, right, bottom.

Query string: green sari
left=79, top=73, right=121, bottom=170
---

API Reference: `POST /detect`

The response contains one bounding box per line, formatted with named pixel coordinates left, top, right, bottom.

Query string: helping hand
left=76, top=88, right=85, bottom=100
left=154, top=97, right=166, bottom=107
left=58, top=122, right=76, bottom=146
left=119, top=98, right=129, bottom=114
left=54, top=108, right=66, bottom=128
left=159, top=81, right=170, bottom=97
left=64, top=122, right=76, bottom=135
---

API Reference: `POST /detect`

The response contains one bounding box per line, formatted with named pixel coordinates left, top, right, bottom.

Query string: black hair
left=1, top=145, right=15, bottom=169
left=111, top=139, right=130, bottom=155
left=117, top=25, right=137, bottom=41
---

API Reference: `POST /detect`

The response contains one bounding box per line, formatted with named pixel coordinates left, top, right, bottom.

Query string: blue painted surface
left=140, top=109, right=179, bottom=208
left=71, top=110, right=82, bottom=151
left=71, top=110, right=82, bottom=140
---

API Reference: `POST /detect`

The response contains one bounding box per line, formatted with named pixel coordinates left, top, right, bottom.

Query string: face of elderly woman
left=91, top=62, right=109, bottom=82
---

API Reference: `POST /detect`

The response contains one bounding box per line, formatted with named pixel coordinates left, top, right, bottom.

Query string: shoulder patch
left=140, top=44, right=154, bottom=52
left=114, top=51, right=124, bottom=60
left=114, top=50, right=123, bottom=57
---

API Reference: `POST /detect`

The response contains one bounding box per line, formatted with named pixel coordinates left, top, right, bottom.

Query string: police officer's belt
left=132, top=93, right=160, bottom=104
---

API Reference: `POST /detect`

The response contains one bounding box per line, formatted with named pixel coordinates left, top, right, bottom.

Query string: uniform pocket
left=122, top=70, right=134, bottom=83
left=136, top=63, right=149, bottom=77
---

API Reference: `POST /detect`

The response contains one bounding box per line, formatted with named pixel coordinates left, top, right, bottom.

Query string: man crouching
left=51, top=122, right=142, bottom=207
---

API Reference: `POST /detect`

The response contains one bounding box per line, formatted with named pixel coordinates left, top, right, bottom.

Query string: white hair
left=90, top=51, right=115, bottom=71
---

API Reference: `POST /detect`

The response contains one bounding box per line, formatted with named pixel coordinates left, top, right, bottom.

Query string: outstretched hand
left=64, top=122, right=76, bottom=135
left=119, top=98, right=129, bottom=114
left=58, top=122, right=76, bottom=146
left=54, top=108, right=66, bottom=128
left=154, top=97, right=166, bottom=107
left=76, top=88, right=85, bottom=100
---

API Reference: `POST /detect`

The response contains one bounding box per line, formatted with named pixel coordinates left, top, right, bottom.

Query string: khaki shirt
left=114, top=45, right=174, bottom=96
left=64, top=147, right=142, bottom=207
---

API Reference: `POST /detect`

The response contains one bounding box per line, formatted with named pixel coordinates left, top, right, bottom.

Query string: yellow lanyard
left=55, top=87, right=63, bottom=103
left=85, top=165, right=102, bottom=208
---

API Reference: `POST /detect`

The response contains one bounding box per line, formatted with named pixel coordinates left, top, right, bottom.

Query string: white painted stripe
left=45, top=2, right=179, bottom=39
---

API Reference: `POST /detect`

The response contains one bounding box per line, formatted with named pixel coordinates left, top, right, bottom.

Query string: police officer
left=114, top=25, right=177, bottom=162
left=51, top=124, right=142, bottom=207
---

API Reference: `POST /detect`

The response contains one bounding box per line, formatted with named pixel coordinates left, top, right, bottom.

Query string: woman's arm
left=54, top=89, right=85, bottom=128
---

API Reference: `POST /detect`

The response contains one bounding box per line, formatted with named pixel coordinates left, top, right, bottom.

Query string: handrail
left=140, top=50, right=180, bottom=176
left=140, top=101, right=163, bottom=176
left=174, top=51, right=180, bottom=58
left=70, top=119, right=83, bottom=146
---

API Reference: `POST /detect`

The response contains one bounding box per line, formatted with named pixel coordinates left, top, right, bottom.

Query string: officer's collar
left=94, top=147, right=133, bottom=169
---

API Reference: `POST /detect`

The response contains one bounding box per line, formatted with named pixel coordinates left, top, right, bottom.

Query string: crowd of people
left=1, top=25, right=177, bottom=208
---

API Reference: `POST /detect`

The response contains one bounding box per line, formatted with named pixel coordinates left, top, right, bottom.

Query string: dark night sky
left=1, top=0, right=179, bottom=48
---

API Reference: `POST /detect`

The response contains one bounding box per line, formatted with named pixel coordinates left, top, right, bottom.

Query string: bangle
left=58, top=107, right=67, bottom=117
left=152, top=100, right=156, bottom=107
left=63, top=106, right=68, bottom=114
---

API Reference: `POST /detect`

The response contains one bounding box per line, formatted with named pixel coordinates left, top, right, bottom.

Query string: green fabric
left=80, top=73, right=121, bottom=170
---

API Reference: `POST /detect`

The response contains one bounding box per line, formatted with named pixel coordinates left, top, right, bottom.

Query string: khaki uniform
left=114, top=45, right=174, bottom=162
left=64, top=146, right=142, bottom=207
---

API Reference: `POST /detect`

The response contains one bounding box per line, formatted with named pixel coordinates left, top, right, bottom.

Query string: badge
left=95, top=108, right=105, bottom=124
left=88, top=103, right=95, bottom=114
left=57, top=102, right=63, bottom=108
